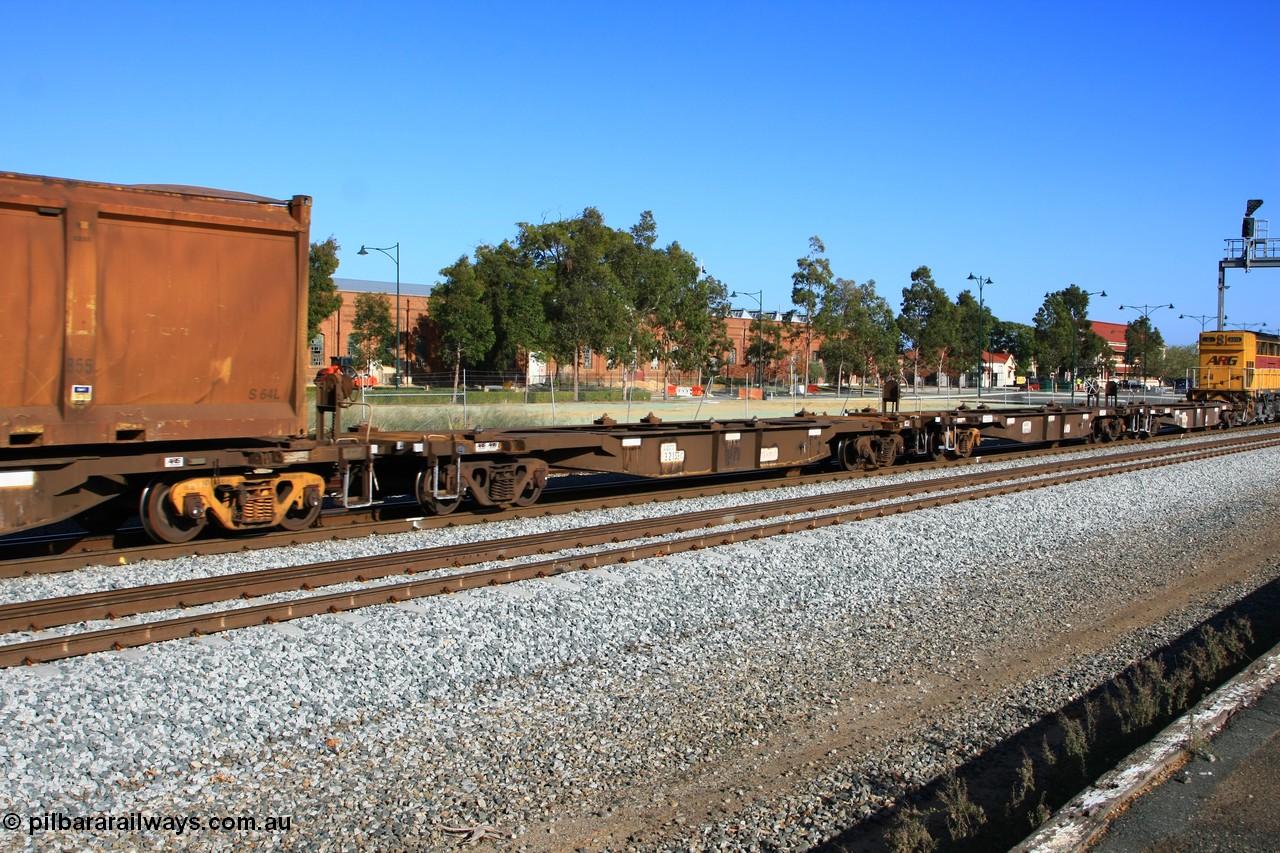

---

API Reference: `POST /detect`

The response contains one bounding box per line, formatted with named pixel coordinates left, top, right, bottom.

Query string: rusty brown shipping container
left=0, top=172, right=318, bottom=538
left=0, top=172, right=312, bottom=447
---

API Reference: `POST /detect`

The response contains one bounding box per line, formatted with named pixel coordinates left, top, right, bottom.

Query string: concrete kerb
left=1012, top=643, right=1280, bottom=852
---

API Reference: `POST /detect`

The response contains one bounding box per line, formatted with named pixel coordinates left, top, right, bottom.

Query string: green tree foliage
left=814, top=277, right=900, bottom=391
left=1035, top=286, right=1109, bottom=380
left=307, top=237, right=344, bottom=344
left=1163, top=344, right=1199, bottom=386
left=518, top=208, right=630, bottom=399
left=1124, top=316, right=1167, bottom=381
left=474, top=240, right=546, bottom=372
left=988, top=320, right=1038, bottom=376
left=662, top=255, right=730, bottom=387
left=791, top=236, right=832, bottom=367
left=898, top=266, right=957, bottom=384
left=954, top=290, right=985, bottom=377
left=348, top=291, right=393, bottom=376
left=506, top=208, right=726, bottom=399
left=432, top=255, right=497, bottom=399
left=749, top=319, right=788, bottom=385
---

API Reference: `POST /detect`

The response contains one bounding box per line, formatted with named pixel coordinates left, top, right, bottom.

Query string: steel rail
left=4, top=432, right=1274, bottom=635
left=2, top=434, right=1277, bottom=667
left=4, top=425, right=1274, bottom=578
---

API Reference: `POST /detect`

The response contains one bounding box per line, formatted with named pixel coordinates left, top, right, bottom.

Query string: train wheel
left=139, top=479, right=207, bottom=544
left=415, top=467, right=461, bottom=516
left=511, top=475, right=544, bottom=507
left=279, top=487, right=322, bottom=532
left=836, top=438, right=861, bottom=471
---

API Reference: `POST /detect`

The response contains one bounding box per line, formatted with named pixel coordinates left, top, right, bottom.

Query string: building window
left=728, top=347, right=737, bottom=365
left=310, top=335, right=325, bottom=367
left=583, top=345, right=592, bottom=369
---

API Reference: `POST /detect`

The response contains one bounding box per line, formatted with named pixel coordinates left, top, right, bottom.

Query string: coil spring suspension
left=487, top=466, right=517, bottom=502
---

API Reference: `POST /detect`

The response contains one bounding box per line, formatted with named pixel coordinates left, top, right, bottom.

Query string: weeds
left=885, top=805, right=937, bottom=853
left=1007, top=751, right=1037, bottom=818
left=916, top=614, right=1260, bottom=850
left=1186, top=716, right=1212, bottom=759
left=1057, top=711, right=1088, bottom=776
left=938, top=774, right=986, bottom=841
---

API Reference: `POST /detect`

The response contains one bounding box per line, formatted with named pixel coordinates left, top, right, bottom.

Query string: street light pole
left=357, top=242, right=401, bottom=386
left=731, top=290, right=764, bottom=410
left=1119, top=302, right=1175, bottom=391
left=967, top=274, right=992, bottom=399
left=1180, top=313, right=1223, bottom=334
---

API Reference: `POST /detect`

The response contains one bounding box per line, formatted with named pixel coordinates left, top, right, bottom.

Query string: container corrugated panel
left=0, top=172, right=311, bottom=447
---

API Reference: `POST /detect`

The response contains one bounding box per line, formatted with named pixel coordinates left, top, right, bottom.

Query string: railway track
left=3, top=424, right=1273, bottom=578
left=2, top=429, right=1277, bottom=668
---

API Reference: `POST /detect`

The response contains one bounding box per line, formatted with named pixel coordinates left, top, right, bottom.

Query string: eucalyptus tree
left=987, top=320, right=1037, bottom=377
left=660, top=248, right=729, bottom=389
left=1034, top=286, right=1108, bottom=381
left=1162, top=344, right=1198, bottom=387
left=749, top=319, right=788, bottom=386
left=791, top=236, right=832, bottom=379
left=898, top=266, right=957, bottom=385
left=814, top=277, right=899, bottom=391
left=953, top=288, right=1001, bottom=383
left=473, top=240, right=546, bottom=373
left=432, top=255, right=497, bottom=400
left=1124, top=315, right=1167, bottom=382
left=348, top=291, right=393, bottom=376
left=307, top=236, right=344, bottom=344
left=518, top=208, right=629, bottom=399
left=609, top=211, right=671, bottom=385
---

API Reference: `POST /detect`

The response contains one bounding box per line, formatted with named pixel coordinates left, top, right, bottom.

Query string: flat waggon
left=0, top=172, right=1267, bottom=544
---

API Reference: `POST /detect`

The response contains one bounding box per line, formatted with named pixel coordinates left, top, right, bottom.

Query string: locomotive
left=1188, top=329, right=1280, bottom=422
left=0, top=172, right=1263, bottom=545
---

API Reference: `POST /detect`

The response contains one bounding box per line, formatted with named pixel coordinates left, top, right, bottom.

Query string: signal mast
left=1219, top=199, right=1276, bottom=330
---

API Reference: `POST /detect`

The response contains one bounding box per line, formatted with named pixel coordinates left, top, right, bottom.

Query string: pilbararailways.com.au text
left=5, top=811, right=293, bottom=836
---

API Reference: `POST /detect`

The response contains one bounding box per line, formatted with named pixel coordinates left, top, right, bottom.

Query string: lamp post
left=1180, top=313, right=1222, bottom=334
left=357, top=242, right=401, bottom=386
left=1048, top=289, right=1107, bottom=403
left=730, top=289, right=764, bottom=410
left=967, top=274, right=992, bottom=399
left=1119, top=302, right=1174, bottom=391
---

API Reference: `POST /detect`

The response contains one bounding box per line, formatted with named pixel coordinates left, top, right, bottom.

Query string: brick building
left=309, top=278, right=433, bottom=378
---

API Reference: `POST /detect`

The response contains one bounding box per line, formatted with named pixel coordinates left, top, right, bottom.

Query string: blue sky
left=5, top=1, right=1276, bottom=345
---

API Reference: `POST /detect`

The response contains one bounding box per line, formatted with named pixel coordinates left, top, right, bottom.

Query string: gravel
left=1, top=435, right=1278, bottom=852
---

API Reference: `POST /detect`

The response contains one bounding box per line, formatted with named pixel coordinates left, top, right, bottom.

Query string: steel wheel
left=139, top=478, right=207, bottom=544
left=279, top=485, right=322, bottom=531
left=415, top=468, right=461, bottom=516
left=511, top=468, right=544, bottom=507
